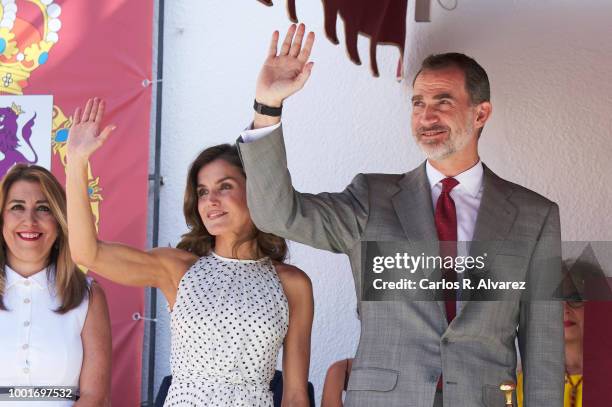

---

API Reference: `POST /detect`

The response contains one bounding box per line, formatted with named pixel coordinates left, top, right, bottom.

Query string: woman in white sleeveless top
left=65, top=98, right=314, bottom=406
left=0, top=164, right=111, bottom=406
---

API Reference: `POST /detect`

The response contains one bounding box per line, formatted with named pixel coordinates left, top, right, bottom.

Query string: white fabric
left=164, top=253, right=288, bottom=407
left=240, top=122, right=281, bottom=143
left=0, top=266, right=89, bottom=406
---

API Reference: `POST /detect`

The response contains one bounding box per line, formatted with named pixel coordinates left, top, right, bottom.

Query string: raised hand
left=255, top=24, right=315, bottom=107
left=67, top=98, right=115, bottom=161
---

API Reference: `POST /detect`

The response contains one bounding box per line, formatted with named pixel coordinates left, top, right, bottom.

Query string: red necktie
left=435, top=177, right=459, bottom=323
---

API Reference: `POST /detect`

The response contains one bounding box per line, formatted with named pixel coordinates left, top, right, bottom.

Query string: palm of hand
left=67, top=98, right=114, bottom=160
left=255, top=24, right=315, bottom=105
left=68, top=121, right=102, bottom=157
left=258, top=56, right=304, bottom=96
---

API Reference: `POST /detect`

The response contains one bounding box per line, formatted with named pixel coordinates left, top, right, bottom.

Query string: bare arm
left=321, top=359, right=353, bottom=407
left=66, top=98, right=197, bottom=294
left=74, top=283, right=111, bottom=407
left=276, top=264, right=314, bottom=407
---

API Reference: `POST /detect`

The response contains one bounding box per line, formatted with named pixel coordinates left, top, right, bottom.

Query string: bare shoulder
left=273, top=262, right=313, bottom=297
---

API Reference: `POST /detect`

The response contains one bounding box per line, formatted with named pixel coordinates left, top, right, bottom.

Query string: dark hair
left=176, top=144, right=287, bottom=261
left=0, top=164, right=88, bottom=313
left=413, top=52, right=490, bottom=105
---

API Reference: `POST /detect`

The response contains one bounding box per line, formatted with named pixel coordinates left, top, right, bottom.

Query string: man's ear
left=475, top=101, right=492, bottom=130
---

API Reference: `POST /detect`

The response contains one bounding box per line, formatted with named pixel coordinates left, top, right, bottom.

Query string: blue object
left=0, top=39, right=6, bottom=54
left=38, top=52, right=49, bottom=65
left=55, top=128, right=69, bottom=142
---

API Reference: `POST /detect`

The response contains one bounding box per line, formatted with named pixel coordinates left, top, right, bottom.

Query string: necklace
left=565, top=370, right=583, bottom=407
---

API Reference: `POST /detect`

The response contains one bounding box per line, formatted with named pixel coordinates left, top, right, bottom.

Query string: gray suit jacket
left=238, top=125, right=564, bottom=407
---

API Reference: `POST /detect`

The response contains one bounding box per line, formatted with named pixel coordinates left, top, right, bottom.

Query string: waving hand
left=255, top=24, right=315, bottom=108
left=67, top=98, right=115, bottom=161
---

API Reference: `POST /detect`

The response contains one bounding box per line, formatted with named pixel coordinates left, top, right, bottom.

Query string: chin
left=205, top=224, right=231, bottom=236
left=424, top=149, right=453, bottom=161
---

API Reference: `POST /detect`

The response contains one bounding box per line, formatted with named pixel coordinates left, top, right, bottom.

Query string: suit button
left=441, top=338, right=449, bottom=345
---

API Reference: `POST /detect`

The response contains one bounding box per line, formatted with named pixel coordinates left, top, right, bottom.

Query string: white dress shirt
left=0, top=266, right=89, bottom=406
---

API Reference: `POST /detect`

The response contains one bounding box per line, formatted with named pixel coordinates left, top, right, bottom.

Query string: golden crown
left=0, top=0, right=62, bottom=95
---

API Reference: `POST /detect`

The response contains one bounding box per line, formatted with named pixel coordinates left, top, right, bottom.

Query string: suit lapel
left=459, top=164, right=517, bottom=308
left=392, top=162, right=438, bottom=243
left=471, top=165, right=516, bottom=245
left=392, top=162, right=447, bottom=320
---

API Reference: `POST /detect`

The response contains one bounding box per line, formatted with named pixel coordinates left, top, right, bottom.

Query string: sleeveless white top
left=164, top=253, right=289, bottom=406
left=0, top=266, right=89, bottom=406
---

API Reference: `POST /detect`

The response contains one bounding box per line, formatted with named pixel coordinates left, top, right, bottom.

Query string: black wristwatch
left=253, top=99, right=283, bottom=117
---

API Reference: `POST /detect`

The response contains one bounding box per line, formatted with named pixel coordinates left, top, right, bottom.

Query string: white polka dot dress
left=163, top=252, right=289, bottom=406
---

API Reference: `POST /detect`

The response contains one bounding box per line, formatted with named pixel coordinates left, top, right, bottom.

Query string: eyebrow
left=197, top=176, right=239, bottom=188
left=411, top=93, right=455, bottom=102
left=8, top=199, right=49, bottom=204
left=434, top=93, right=454, bottom=100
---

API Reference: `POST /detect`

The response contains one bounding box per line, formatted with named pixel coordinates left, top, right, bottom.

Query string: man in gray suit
left=238, top=24, right=563, bottom=406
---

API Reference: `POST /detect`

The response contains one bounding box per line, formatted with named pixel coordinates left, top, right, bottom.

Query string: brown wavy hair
left=177, top=144, right=287, bottom=261
left=0, top=164, right=88, bottom=313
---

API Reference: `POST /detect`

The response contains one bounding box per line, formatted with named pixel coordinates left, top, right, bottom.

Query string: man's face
left=411, top=67, right=480, bottom=161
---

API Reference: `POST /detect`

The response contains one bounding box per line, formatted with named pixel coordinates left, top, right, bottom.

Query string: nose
left=563, top=302, right=571, bottom=315
left=23, top=208, right=38, bottom=226
left=207, top=190, right=221, bottom=206
left=418, top=105, right=439, bottom=127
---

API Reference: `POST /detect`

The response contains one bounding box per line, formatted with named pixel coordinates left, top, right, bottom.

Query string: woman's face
left=564, top=301, right=585, bottom=344
left=197, top=159, right=253, bottom=239
left=2, top=180, right=58, bottom=273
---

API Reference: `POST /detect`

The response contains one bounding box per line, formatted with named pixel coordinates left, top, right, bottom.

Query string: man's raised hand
left=255, top=24, right=315, bottom=108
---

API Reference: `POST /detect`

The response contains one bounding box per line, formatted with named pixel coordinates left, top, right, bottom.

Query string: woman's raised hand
left=67, top=98, right=115, bottom=161
left=255, top=24, right=315, bottom=107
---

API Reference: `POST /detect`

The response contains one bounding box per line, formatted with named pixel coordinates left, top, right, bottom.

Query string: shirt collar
left=4, top=265, right=49, bottom=290
left=425, top=159, right=484, bottom=198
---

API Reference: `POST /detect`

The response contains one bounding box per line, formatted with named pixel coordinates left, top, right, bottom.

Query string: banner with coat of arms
left=0, top=1, right=153, bottom=405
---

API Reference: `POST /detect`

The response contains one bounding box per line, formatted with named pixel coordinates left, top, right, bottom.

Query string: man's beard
left=413, top=124, right=473, bottom=161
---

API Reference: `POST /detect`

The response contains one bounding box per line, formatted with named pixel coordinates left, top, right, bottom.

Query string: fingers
left=98, top=125, right=116, bottom=145
left=298, top=31, right=315, bottom=63
left=94, top=100, right=106, bottom=124
left=88, top=98, right=100, bottom=122
left=279, top=24, right=296, bottom=56
left=268, top=30, right=279, bottom=57
left=294, top=61, right=314, bottom=88
left=82, top=98, right=93, bottom=123
left=73, top=107, right=82, bottom=125
left=288, top=23, right=305, bottom=57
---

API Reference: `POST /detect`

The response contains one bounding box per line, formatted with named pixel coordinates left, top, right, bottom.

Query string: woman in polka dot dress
left=65, top=98, right=314, bottom=407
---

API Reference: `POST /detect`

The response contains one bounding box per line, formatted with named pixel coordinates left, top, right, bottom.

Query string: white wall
left=145, top=0, right=612, bottom=404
